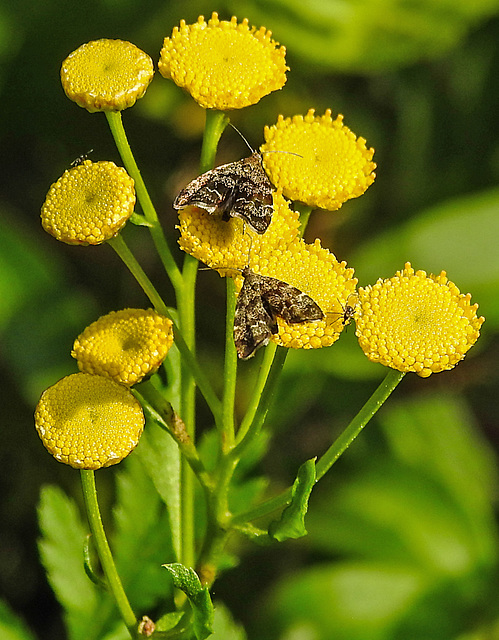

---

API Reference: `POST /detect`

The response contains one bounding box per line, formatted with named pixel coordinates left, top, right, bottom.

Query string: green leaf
left=133, top=417, right=181, bottom=560
left=112, top=452, right=176, bottom=612
left=162, top=563, right=214, bottom=640
left=0, top=600, right=36, bottom=640
left=129, top=212, right=153, bottom=227
left=269, top=458, right=316, bottom=541
left=37, top=485, right=99, bottom=640
left=264, top=561, right=430, bottom=640
left=212, top=602, right=247, bottom=639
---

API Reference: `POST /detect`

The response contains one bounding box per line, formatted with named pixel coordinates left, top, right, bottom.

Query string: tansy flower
left=261, top=109, right=376, bottom=210
left=61, top=39, right=154, bottom=112
left=177, top=189, right=300, bottom=270
left=243, top=239, right=357, bottom=351
left=72, top=308, right=174, bottom=386
left=41, top=160, right=136, bottom=245
left=355, top=263, right=484, bottom=378
left=158, top=12, right=288, bottom=110
left=35, top=373, right=145, bottom=470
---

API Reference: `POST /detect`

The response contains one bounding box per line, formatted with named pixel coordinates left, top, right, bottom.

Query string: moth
left=173, top=152, right=274, bottom=234
left=234, top=267, right=324, bottom=360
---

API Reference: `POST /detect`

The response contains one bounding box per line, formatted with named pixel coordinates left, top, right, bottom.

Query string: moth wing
left=260, top=278, right=324, bottom=324
left=173, top=163, right=237, bottom=212
left=233, top=274, right=277, bottom=359
left=230, top=176, right=273, bottom=234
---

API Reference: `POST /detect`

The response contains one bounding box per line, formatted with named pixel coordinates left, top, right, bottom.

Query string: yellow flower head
left=178, top=189, right=300, bottom=270
left=261, top=109, right=376, bottom=210
left=41, top=160, right=136, bottom=245
left=355, top=263, right=484, bottom=377
left=247, top=239, right=357, bottom=351
left=61, top=39, right=154, bottom=112
left=159, top=12, right=288, bottom=110
left=72, top=308, right=174, bottom=386
left=35, top=373, right=145, bottom=469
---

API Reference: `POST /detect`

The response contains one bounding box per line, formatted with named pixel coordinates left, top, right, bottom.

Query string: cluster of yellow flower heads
left=36, top=12, right=484, bottom=471
left=35, top=309, right=173, bottom=469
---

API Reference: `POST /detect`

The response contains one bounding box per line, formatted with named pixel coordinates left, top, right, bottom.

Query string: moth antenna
left=244, top=230, right=254, bottom=268
left=260, top=150, right=303, bottom=159
left=228, top=122, right=255, bottom=153
left=229, top=122, right=302, bottom=159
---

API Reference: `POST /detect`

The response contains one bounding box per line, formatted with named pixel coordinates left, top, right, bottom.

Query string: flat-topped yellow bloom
left=355, top=263, right=484, bottom=377
left=41, top=160, right=135, bottom=245
left=61, top=39, right=154, bottom=112
left=261, top=109, right=376, bottom=210
left=72, top=309, right=174, bottom=386
left=159, top=12, right=288, bottom=110
left=35, top=373, right=144, bottom=470
left=245, top=239, right=357, bottom=351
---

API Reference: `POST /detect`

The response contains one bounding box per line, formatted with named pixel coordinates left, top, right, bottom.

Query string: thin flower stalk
left=105, top=111, right=184, bottom=293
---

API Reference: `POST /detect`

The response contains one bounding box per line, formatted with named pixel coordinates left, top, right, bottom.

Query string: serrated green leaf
left=37, top=485, right=99, bottom=640
left=163, top=563, right=214, bottom=640
left=269, top=458, right=316, bottom=541
left=0, top=600, right=36, bottom=640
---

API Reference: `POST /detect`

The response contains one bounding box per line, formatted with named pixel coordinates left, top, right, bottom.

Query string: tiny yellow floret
left=41, top=160, right=136, bottom=245
left=72, top=308, right=174, bottom=386
left=34, top=373, right=144, bottom=469
left=261, top=109, right=376, bottom=210
left=355, top=262, right=484, bottom=377
left=159, top=12, right=288, bottom=110
left=61, top=39, right=154, bottom=112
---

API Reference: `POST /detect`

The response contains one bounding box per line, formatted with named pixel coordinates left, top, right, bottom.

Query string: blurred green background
left=1, top=0, right=498, bottom=638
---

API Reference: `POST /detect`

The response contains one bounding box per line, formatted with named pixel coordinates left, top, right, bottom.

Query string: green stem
left=235, top=343, right=279, bottom=447
left=297, top=205, right=313, bottom=237
left=231, top=345, right=288, bottom=459
left=80, top=470, right=137, bottom=638
left=315, top=369, right=405, bottom=480
left=231, top=369, right=406, bottom=525
left=107, top=234, right=221, bottom=423
left=105, top=110, right=183, bottom=294
left=200, top=110, right=230, bottom=172
left=176, top=109, right=229, bottom=572
left=221, top=277, right=238, bottom=453
left=107, top=234, right=165, bottom=312
left=178, top=254, right=197, bottom=570
left=134, top=380, right=213, bottom=494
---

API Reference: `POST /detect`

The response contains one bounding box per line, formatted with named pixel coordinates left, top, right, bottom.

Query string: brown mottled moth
left=173, top=152, right=274, bottom=234
left=234, top=266, right=324, bottom=360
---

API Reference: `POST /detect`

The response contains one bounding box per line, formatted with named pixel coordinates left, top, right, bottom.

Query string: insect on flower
left=233, top=266, right=324, bottom=359
left=173, top=151, right=274, bottom=235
